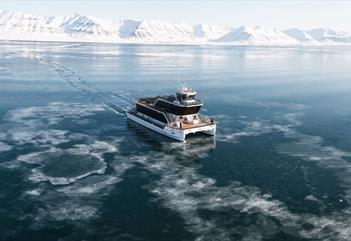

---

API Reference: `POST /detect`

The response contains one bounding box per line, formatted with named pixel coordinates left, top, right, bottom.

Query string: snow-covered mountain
left=0, top=10, right=59, bottom=34
left=1, top=9, right=351, bottom=45
left=58, top=15, right=115, bottom=36
left=214, top=25, right=299, bottom=45
left=307, top=28, right=351, bottom=43
left=0, top=9, right=66, bottom=41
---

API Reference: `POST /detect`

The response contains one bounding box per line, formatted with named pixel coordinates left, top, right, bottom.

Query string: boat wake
left=40, top=56, right=133, bottom=115
left=7, top=50, right=133, bottom=116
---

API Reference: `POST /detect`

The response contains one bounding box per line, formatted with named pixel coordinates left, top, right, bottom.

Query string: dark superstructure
left=136, top=86, right=202, bottom=123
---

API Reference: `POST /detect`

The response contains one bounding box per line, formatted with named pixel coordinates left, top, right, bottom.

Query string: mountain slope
left=59, top=14, right=116, bottom=37
left=215, top=25, right=299, bottom=45
left=43, top=15, right=72, bottom=29
left=193, top=24, right=232, bottom=40
left=131, top=20, right=194, bottom=42
left=283, top=28, right=315, bottom=43
left=117, top=20, right=140, bottom=38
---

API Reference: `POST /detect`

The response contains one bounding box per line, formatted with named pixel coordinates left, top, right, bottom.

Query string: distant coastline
left=1, top=9, right=351, bottom=46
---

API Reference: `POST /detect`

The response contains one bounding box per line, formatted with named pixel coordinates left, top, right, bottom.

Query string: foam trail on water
left=38, top=56, right=133, bottom=114
left=8, top=50, right=134, bottom=116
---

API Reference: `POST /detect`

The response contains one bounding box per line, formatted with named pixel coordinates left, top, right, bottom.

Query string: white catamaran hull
left=126, top=112, right=216, bottom=142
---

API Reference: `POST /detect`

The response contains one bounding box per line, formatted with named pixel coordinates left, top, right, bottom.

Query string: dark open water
left=1, top=41, right=351, bottom=241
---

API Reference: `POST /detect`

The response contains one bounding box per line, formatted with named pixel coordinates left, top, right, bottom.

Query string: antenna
left=179, top=79, right=186, bottom=91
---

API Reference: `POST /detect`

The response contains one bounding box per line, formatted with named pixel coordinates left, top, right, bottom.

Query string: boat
left=126, top=84, right=216, bottom=142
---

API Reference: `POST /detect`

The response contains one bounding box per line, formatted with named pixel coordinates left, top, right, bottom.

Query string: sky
left=2, top=0, right=351, bottom=31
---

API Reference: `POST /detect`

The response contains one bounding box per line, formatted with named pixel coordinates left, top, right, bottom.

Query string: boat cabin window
left=176, top=93, right=185, bottom=100
left=176, top=93, right=195, bottom=101
left=187, top=94, right=195, bottom=99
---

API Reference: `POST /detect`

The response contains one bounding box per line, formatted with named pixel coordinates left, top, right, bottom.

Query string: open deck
left=137, top=97, right=157, bottom=106
left=169, top=117, right=214, bottom=130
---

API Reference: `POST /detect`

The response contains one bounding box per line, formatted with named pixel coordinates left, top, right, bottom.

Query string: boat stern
left=183, top=123, right=216, bottom=136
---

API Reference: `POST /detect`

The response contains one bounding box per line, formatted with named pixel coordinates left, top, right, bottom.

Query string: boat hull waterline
left=126, top=112, right=216, bottom=142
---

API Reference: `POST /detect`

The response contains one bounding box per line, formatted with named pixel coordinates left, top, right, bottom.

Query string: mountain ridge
left=1, top=9, right=351, bottom=45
